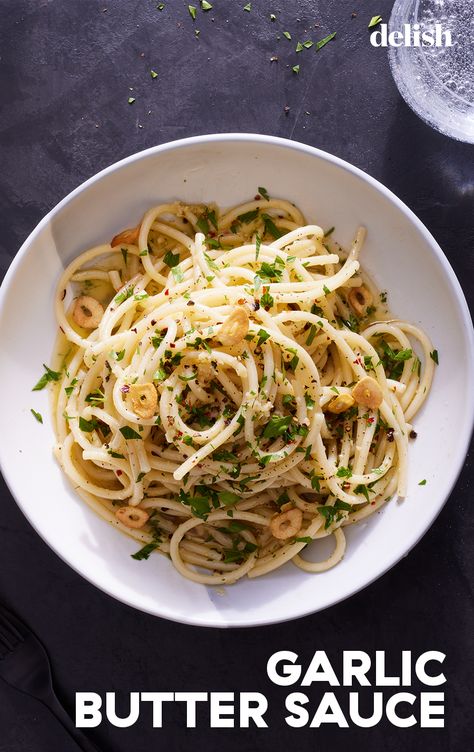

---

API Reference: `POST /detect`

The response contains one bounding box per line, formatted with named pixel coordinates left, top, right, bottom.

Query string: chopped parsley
left=30, top=409, right=43, bottom=424
left=163, top=250, right=180, bottom=268
left=292, top=64, right=300, bottom=74
left=315, top=32, right=336, bottom=51
left=237, top=208, right=259, bottom=224
left=115, top=286, right=134, bottom=304
left=257, top=328, right=271, bottom=346
left=179, top=488, right=212, bottom=519
left=258, top=186, right=270, bottom=201
left=204, top=252, right=219, bottom=271
left=119, top=425, right=142, bottom=440
left=188, top=5, right=197, bottom=20
left=260, top=289, right=274, bottom=310
left=213, top=449, right=238, bottom=462
left=150, top=69, right=158, bottom=79
left=354, top=484, right=370, bottom=502
left=108, top=449, right=125, bottom=459
left=131, top=541, right=159, bottom=560
left=306, top=324, right=318, bottom=346
left=318, top=499, right=353, bottom=529
left=283, top=31, right=291, bottom=40
left=262, top=414, right=292, bottom=438
left=368, top=15, right=383, bottom=29
left=311, top=474, right=323, bottom=491
left=201, top=0, right=212, bottom=9
left=430, top=349, right=439, bottom=365
left=85, top=390, right=105, bottom=405
left=79, top=416, right=99, bottom=433
left=33, top=364, right=62, bottom=391
left=336, top=465, right=352, bottom=479
left=262, top=213, right=283, bottom=239
left=418, top=479, right=427, bottom=486
left=258, top=259, right=283, bottom=281
left=64, top=378, right=78, bottom=397
left=218, top=491, right=240, bottom=506
left=243, top=3, right=251, bottom=11
left=255, top=232, right=261, bottom=261
left=378, top=340, right=413, bottom=379
left=304, top=393, right=315, bottom=408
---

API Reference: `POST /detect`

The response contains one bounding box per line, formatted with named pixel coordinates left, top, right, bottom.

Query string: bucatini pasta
left=45, top=192, right=435, bottom=585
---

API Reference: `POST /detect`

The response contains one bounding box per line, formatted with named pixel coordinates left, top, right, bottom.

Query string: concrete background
left=0, top=1, right=472, bottom=750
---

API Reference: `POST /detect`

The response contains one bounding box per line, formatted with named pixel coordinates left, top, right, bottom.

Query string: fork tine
left=0, top=624, right=17, bottom=652
left=0, top=606, right=25, bottom=642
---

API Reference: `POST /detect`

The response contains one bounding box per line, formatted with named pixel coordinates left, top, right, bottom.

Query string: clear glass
left=389, top=0, right=474, bottom=143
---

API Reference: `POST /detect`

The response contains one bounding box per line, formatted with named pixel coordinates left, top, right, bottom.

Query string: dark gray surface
left=0, top=1, right=473, bottom=750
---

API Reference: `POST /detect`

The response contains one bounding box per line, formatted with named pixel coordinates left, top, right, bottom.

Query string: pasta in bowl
left=2, top=134, right=472, bottom=625
left=50, top=193, right=435, bottom=585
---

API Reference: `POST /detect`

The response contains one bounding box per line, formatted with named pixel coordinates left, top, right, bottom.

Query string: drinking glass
left=388, top=0, right=474, bottom=143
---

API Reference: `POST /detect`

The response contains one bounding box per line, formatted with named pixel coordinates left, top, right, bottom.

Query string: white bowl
left=1, top=134, right=473, bottom=627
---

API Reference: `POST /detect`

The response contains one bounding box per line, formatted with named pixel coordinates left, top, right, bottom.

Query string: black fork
left=0, top=603, right=101, bottom=751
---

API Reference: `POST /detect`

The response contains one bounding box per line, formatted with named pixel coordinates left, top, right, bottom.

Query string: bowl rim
left=1, top=133, right=473, bottom=628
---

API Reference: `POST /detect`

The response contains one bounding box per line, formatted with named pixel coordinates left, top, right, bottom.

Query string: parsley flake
left=120, top=426, right=142, bottom=440
left=131, top=541, right=159, bottom=560
left=33, top=364, right=62, bottom=391
left=163, top=250, right=180, bottom=268
left=262, top=414, right=291, bottom=438
left=368, top=15, right=383, bottom=29
left=315, top=32, right=336, bottom=51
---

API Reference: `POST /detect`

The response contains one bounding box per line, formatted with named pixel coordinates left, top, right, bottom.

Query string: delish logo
left=370, top=23, right=453, bottom=47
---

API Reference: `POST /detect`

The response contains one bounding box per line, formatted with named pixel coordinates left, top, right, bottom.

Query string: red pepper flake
left=170, top=343, right=176, bottom=348
left=164, top=289, right=169, bottom=296
left=116, top=469, right=123, bottom=476
left=367, top=417, right=375, bottom=424
left=254, top=195, right=261, bottom=201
